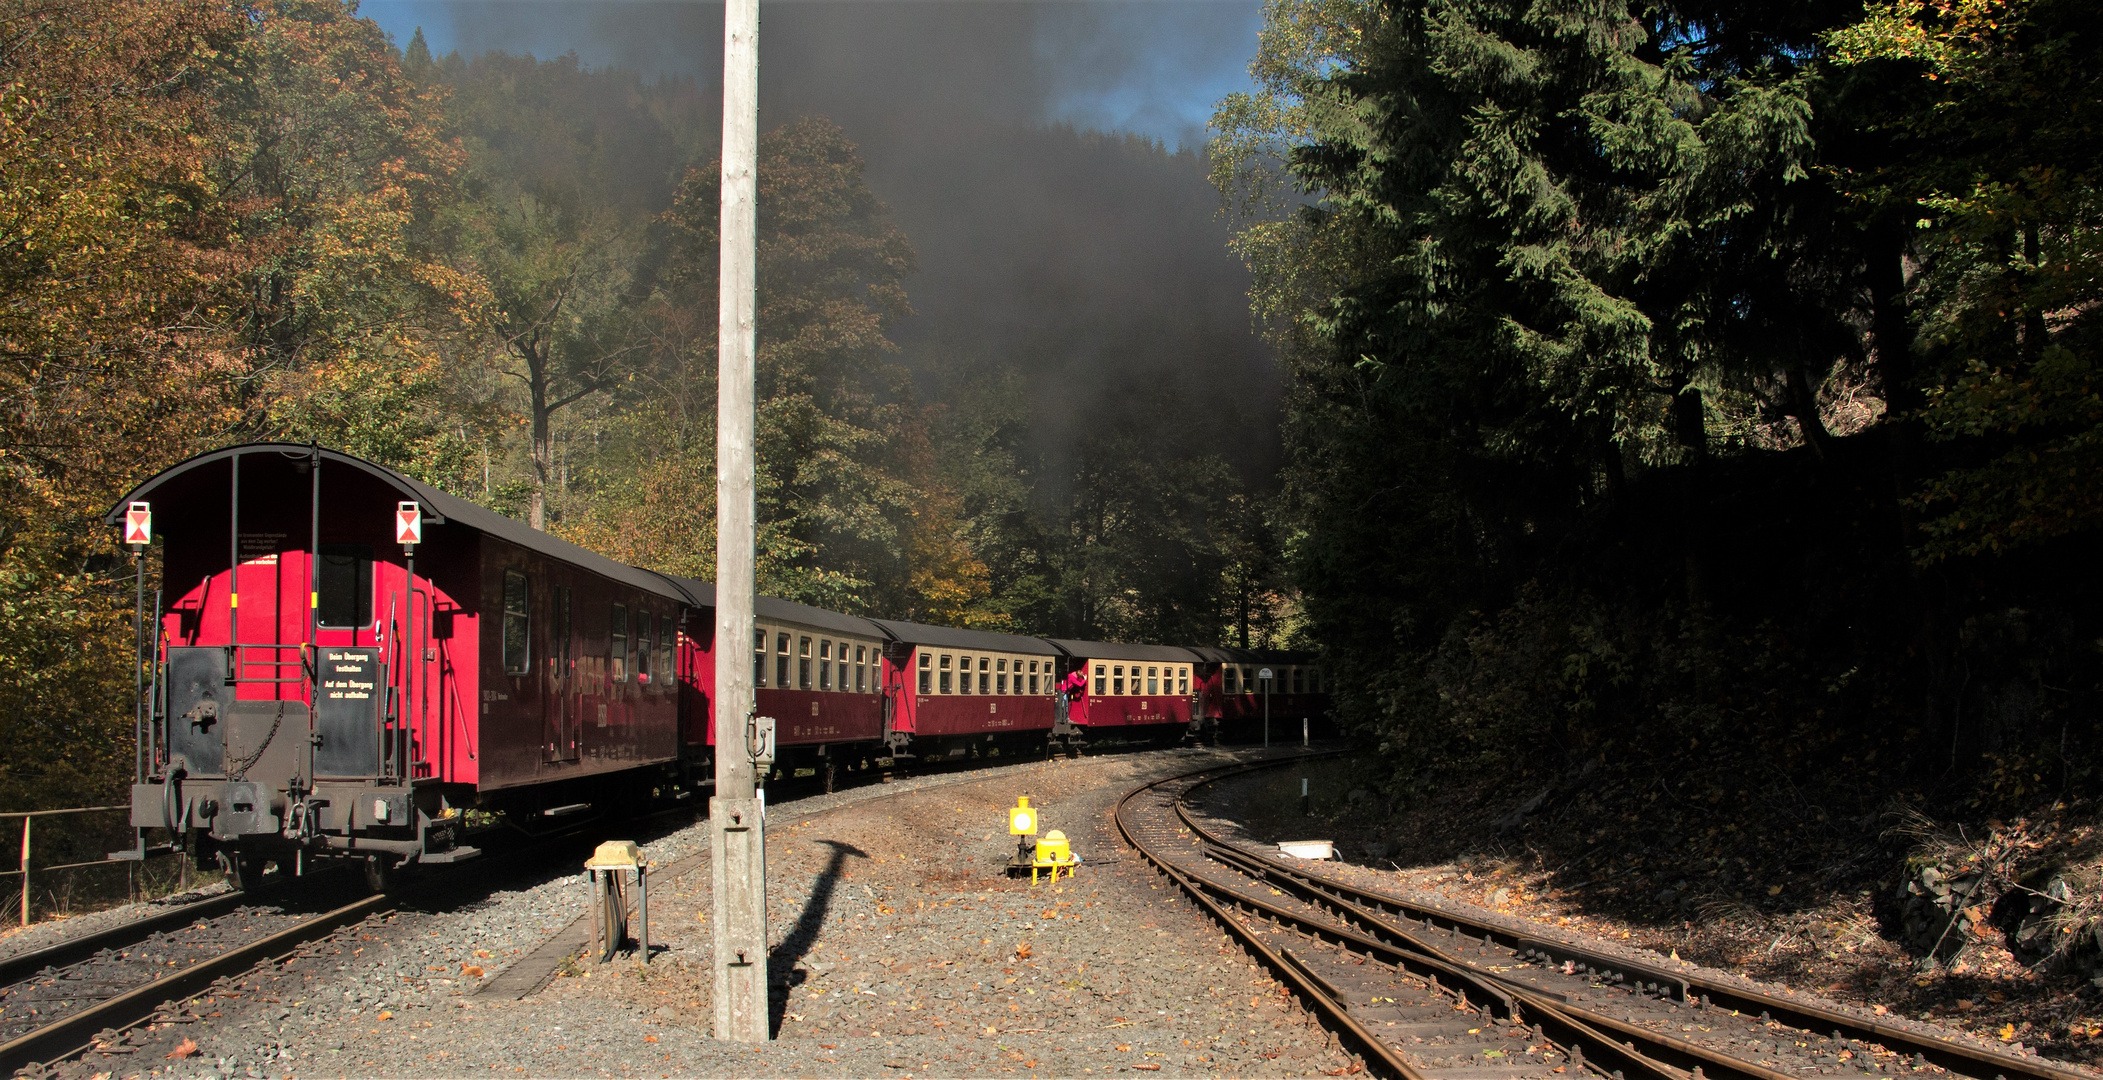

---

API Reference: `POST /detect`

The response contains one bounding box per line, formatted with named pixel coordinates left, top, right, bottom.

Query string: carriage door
left=543, top=585, right=578, bottom=762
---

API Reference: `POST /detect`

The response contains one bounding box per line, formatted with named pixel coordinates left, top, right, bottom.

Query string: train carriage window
left=1113, top=665, right=1124, bottom=695
left=662, top=616, right=676, bottom=687
left=799, top=636, right=812, bottom=690
left=1094, top=663, right=1106, bottom=696
left=979, top=657, right=990, bottom=695
left=775, top=632, right=791, bottom=688
left=1287, top=667, right=1299, bottom=694
left=1179, top=666, right=1190, bottom=695
left=318, top=544, right=374, bottom=629
left=1029, top=671, right=1038, bottom=694
left=958, top=656, right=973, bottom=694
left=918, top=652, right=931, bottom=694
left=635, top=609, right=652, bottom=684
left=610, top=603, right=628, bottom=681
left=939, top=654, right=952, bottom=694
left=501, top=571, right=530, bottom=675
left=819, top=640, right=832, bottom=691
left=856, top=645, right=868, bottom=693
left=754, top=628, right=766, bottom=686
left=997, top=669, right=1008, bottom=694
left=1148, top=666, right=1159, bottom=695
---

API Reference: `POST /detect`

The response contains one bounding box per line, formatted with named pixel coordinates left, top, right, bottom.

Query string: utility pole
left=711, top=0, right=767, bottom=1044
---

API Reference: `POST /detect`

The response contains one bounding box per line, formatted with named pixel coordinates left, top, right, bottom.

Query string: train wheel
left=365, top=854, right=395, bottom=893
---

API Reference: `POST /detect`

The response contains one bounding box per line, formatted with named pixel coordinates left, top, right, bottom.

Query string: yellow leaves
left=2000, top=1023, right=2018, bottom=1041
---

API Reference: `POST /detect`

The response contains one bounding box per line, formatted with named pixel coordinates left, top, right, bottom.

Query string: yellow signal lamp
left=1009, top=796, right=1037, bottom=836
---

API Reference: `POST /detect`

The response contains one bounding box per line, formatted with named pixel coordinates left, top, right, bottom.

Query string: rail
left=1115, top=756, right=2093, bottom=1080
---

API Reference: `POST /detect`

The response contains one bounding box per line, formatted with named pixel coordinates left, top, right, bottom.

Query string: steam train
left=105, top=444, right=1325, bottom=888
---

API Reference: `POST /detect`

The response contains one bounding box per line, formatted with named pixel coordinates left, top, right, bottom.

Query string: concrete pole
left=711, top=0, right=768, bottom=1044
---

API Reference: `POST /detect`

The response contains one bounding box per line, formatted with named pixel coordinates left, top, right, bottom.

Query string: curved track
left=1115, top=757, right=2092, bottom=1080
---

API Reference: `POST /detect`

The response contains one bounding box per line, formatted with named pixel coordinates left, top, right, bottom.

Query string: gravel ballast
left=55, top=746, right=1360, bottom=1078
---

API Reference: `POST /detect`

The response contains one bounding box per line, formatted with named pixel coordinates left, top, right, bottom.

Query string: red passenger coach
left=1187, top=647, right=1328, bottom=741
left=867, top=620, right=1074, bottom=759
left=108, top=444, right=690, bottom=889
left=661, top=577, right=895, bottom=789
left=1043, top=639, right=1204, bottom=744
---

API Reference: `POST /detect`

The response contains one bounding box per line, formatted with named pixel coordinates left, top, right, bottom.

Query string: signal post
left=711, top=0, right=769, bottom=1043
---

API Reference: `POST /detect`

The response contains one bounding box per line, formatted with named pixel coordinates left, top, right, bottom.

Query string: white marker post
left=711, top=0, right=768, bottom=1043
left=1259, top=667, right=1273, bottom=749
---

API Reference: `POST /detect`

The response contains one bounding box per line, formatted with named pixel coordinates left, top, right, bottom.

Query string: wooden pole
left=711, top=0, right=767, bottom=1043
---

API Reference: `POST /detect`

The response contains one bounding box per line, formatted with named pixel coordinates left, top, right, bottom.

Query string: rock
left=1492, top=788, right=1552, bottom=832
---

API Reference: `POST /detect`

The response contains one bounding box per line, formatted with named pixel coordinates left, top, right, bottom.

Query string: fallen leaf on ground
left=2001, top=1024, right=2018, bottom=1041
left=1015, top=943, right=1033, bottom=959
left=1133, top=1065, right=1161, bottom=1072
left=166, top=1039, right=199, bottom=1060
left=645, top=1035, right=659, bottom=1043
left=462, top=964, right=485, bottom=977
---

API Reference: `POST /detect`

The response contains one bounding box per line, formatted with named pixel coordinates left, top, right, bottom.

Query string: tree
left=1826, top=0, right=2103, bottom=559
left=214, top=0, right=492, bottom=489
left=0, top=0, right=246, bottom=807
left=438, top=51, right=709, bottom=526
left=653, top=117, right=922, bottom=610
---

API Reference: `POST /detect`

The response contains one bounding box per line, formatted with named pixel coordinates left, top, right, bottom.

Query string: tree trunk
left=524, top=341, right=552, bottom=531
left=2023, top=224, right=2047, bottom=365
left=1785, top=365, right=1831, bottom=460
left=1672, top=383, right=1709, bottom=608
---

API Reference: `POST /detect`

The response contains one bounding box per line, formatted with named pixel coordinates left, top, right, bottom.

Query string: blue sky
left=357, top=0, right=1265, bottom=151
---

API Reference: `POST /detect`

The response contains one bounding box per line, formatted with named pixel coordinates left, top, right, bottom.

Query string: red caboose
left=108, top=444, right=690, bottom=888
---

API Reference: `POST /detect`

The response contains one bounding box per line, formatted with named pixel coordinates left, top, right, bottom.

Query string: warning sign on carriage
left=123, top=502, right=151, bottom=547
left=395, top=501, right=422, bottom=547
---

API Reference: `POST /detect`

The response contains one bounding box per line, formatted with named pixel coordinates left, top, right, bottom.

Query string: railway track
left=0, top=741, right=1150, bottom=1075
left=0, top=793, right=718, bottom=1076
left=1115, top=758, right=2094, bottom=1080
left=0, top=876, right=389, bottom=1076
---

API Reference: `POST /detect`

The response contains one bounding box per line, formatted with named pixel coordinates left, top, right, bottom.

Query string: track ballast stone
left=56, top=747, right=1360, bottom=1078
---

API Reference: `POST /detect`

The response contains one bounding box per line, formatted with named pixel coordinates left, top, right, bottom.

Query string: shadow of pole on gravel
left=770, top=839, right=867, bottom=1035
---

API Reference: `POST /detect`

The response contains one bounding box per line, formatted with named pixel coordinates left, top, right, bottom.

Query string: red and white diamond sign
left=394, top=501, right=422, bottom=546
left=122, top=502, right=151, bottom=546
